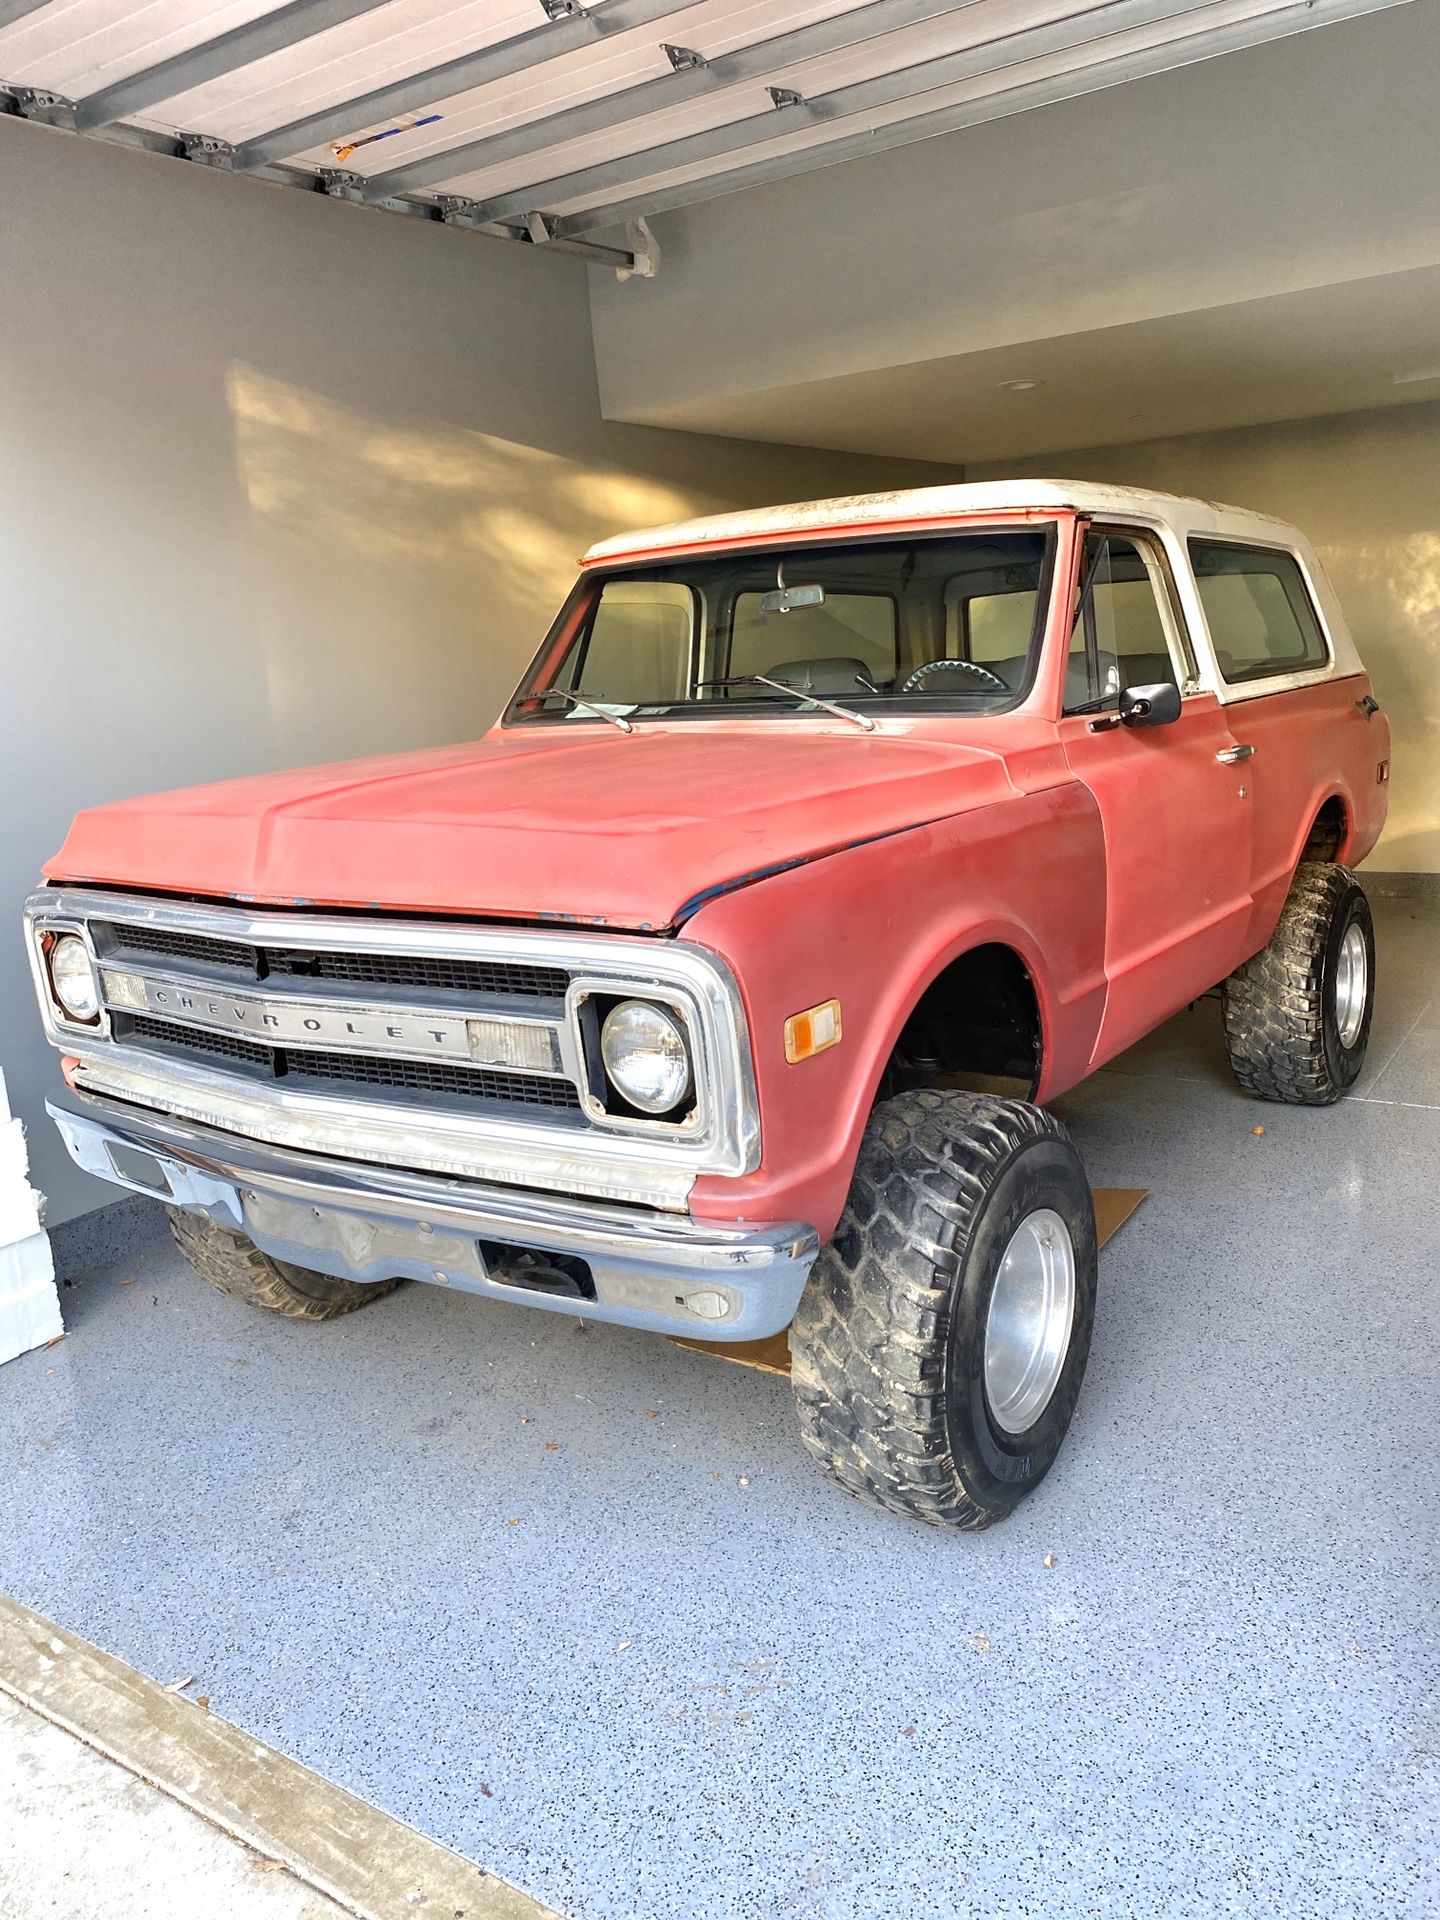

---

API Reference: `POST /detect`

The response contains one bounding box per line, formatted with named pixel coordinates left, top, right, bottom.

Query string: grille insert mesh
left=103, top=924, right=255, bottom=972
left=95, top=920, right=571, bottom=1001
left=271, top=948, right=571, bottom=1000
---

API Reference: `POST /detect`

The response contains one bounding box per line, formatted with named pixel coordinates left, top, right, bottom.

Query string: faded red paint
left=46, top=722, right=1022, bottom=929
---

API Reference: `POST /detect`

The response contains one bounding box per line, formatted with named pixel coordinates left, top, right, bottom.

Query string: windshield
left=507, top=528, right=1055, bottom=725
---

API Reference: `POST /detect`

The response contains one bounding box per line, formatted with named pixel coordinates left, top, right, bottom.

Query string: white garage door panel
left=415, top=0, right=1115, bottom=202
left=272, top=0, right=878, bottom=176
left=430, top=0, right=1290, bottom=212
left=0, top=0, right=287, bottom=96
left=128, top=0, right=542, bottom=142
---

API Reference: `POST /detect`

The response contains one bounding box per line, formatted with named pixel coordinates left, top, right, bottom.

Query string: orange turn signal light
left=784, top=998, right=842, bottom=1064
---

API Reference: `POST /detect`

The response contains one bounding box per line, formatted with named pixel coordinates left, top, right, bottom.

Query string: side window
left=1066, top=533, right=1184, bottom=712
left=1189, top=541, right=1329, bottom=683
left=567, top=580, right=695, bottom=705
left=728, top=591, right=896, bottom=683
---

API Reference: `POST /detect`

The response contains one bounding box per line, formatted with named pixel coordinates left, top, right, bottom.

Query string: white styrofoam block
left=0, top=1185, right=43, bottom=1252
left=0, top=1232, right=64, bottom=1366
left=0, top=1066, right=63, bottom=1361
left=0, top=1119, right=27, bottom=1186
left=0, top=1121, right=42, bottom=1247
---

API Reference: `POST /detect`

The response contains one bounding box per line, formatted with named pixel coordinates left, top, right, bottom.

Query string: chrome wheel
left=1334, top=921, right=1368, bottom=1049
left=983, top=1208, right=1077, bottom=1436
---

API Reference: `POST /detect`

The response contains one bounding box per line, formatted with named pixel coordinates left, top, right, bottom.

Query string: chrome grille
left=123, top=1015, right=582, bottom=1113
left=28, top=885, right=759, bottom=1208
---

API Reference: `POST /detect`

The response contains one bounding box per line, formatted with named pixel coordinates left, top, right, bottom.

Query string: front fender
left=685, top=784, right=1107, bottom=1242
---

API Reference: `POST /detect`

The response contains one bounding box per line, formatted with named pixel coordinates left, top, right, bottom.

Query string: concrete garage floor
left=2, top=896, right=1436, bottom=1920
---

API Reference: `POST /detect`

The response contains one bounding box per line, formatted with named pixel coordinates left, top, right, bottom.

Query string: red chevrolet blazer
left=26, top=482, right=1389, bottom=1528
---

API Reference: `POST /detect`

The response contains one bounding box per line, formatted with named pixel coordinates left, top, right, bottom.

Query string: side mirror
left=1118, top=682, right=1181, bottom=728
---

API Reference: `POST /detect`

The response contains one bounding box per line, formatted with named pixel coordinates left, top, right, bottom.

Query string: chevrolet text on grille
left=102, top=973, right=557, bottom=1072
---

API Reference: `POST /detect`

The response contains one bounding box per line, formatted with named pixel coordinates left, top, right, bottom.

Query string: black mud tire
left=1221, top=862, right=1375, bottom=1106
left=166, top=1208, right=400, bottom=1320
left=789, top=1090, right=1098, bottom=1531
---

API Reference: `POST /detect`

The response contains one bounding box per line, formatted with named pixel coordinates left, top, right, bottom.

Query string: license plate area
left=107, top=1142, right=173, bottom=1195
left=478, top=1242, right=596, bottom=1301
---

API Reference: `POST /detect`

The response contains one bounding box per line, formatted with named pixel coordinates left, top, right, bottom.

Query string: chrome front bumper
left=48, top=1091, right=818, bottom=1341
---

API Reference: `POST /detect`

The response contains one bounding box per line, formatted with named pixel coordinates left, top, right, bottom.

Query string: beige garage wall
left=0, top=120, right=956, bottom=1227
left=972, top=401, right=1440, bottom=876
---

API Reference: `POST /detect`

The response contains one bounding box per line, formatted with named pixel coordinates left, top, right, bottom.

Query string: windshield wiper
left=697, top=674, right=876, bottom=733
left=528, top=687, right=634, bottom=734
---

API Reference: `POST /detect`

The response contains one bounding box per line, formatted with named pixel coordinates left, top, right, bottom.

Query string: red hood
left=45, top=722, right=1015, bottom=929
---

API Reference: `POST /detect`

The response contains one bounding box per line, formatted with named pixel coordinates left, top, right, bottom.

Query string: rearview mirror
left=759, top=582, right=825, bottom=614
left=1118, top=682, right=1181, bottom=728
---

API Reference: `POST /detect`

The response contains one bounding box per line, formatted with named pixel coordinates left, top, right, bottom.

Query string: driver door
left=1058, top=528, right=1254, bottom=1066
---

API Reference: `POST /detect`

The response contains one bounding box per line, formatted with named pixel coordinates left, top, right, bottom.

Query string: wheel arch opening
left=1303, top=795, right=1349, bottom=863
left=879, top=942, right=1043, bottom=1103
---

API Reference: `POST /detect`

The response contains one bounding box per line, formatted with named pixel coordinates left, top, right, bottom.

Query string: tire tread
left=1221, top=862, right=1369, bottom=1106
left=167, top=1208, right=398, bottom=1320
left=789, top=1089, right=1081, bottom=1530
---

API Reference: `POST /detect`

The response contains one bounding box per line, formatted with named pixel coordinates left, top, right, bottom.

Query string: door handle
left=1216, top=744, right=1255, bottom=764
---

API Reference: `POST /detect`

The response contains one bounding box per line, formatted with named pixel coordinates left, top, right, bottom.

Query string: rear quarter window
left=1189, top=540, right=1329, bottom=684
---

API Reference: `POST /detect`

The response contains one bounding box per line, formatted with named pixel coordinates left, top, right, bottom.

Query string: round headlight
left=49, top=933, right=100, bottom=1022
left=600, top=1000, right=692, bottom=1115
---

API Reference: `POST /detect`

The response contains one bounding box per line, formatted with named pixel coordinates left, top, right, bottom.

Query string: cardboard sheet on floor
left=671, top=1187, right=1148, bottom=1377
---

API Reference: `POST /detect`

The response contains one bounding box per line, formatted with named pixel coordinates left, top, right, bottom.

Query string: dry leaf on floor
left=1253, top=1125, right=1266, bottom=1136
left=118, top=1276, right=137, bottom=1286
left=617, top=1640, right=632, bottom=1652
left=254, top=1858, right=289, bottom=1873
left=504, top=1517, right=520, bottom=1527
left=195, top=1695, right=210, bottom=1709
left=479, top=1783, right=493, bottom=1798
left=163, top=1676, right=194, bottom=1693
left=644, top=1410, right=660, bottom=1419
left=901, top=1724, right=916, bottom=1738
left=969, top=1634, right=990, bottom=1653
left=544, top=1442, right=560, bottom=1451
left=1043, top=1553, right=1056, bottom=1570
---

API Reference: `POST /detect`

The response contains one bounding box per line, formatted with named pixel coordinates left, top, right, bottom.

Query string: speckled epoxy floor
left=3, top=896, right=1437, bottom=1920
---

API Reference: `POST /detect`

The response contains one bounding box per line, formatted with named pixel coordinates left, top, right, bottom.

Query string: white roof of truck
left=583, top=480, right=1304, bottom=565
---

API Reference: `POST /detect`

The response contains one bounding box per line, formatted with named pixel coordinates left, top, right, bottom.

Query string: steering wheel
left=900, top=658, right=1009, bottom=695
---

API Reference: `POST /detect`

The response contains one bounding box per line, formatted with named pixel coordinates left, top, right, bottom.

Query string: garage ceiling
left=0, top=0, right=1414, bottom=269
